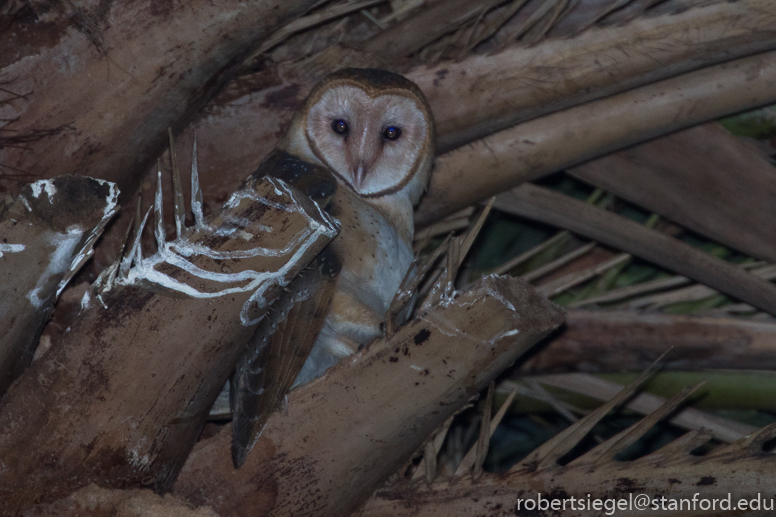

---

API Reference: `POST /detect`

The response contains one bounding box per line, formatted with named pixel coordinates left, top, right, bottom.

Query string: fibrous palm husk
left=0, top=167, right=338, bottom=511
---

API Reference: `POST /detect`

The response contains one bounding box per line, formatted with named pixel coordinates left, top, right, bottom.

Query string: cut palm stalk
left=0, top=171, right=338, bottom=511
left=0, top=177, right=119, bottom=396
left=0, top=0, right=320, bottom=200
left=413, top=0, right=776, bottom=153
left=537, top=252, right=631, bottom=298
left=175, top=275, right=566, bottom=516
left=570, top=123, right=776, bottom=263
left=521, top=309, right=776, bottom=374
left=521, top=241, right=597, bottom=283
left=530, top=374, right=756, bottom=443
left=491, top=231, right=571, bottom=277
left=250, top=0, right=387, bottom=57
left=572, top=261, right=768, bottom=307
left=416, top=50, right=776, bottom=226
left=495, top=185, right=776, bottom=317
left=626, top=264, right=776, bottom=310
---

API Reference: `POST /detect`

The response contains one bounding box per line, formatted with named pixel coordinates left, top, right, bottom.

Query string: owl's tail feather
left=231, top=251, right=339, bottom=468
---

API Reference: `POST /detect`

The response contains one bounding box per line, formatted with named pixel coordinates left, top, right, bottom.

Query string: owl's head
left=287, top=68, right=435, bottom=204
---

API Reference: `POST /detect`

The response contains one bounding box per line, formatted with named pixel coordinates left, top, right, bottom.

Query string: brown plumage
left=231, top=68, right=435, bottom=467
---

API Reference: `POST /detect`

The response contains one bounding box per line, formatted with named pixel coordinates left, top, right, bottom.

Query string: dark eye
left=331, top=119, right=349, bottom=135
left=383, top=126, right=402, bottom=141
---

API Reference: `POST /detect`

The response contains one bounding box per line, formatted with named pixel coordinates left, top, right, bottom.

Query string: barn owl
left=230, top=68, right=436, bottom=467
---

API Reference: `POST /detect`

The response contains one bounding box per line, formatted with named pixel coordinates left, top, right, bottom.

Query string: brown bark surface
left=0, top=176, right=118, bottom=395
left=22, top=484, right=215, bottom=517
left=0, top=0, right=317, bottom=198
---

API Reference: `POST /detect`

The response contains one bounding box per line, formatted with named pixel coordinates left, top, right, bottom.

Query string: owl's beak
left=354, top=164, right=368, bottom=189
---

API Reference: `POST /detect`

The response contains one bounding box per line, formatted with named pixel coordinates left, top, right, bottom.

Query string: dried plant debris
left=0, top=175, right=118, bottom=395
left=361, top=379, right=776, bottom=517
left=495, top=184, right=776, bottom=317
left=570, top=123, right=776, bottom=264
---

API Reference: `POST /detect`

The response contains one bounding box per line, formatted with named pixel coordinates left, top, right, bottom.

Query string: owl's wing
left=250, top=149, right=337, bottom=203
left=231, top=251, right=338, bottom=468
left=231, top=151, right=340, bottom=468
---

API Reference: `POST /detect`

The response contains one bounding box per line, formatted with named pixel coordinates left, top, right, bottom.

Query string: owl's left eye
left=382, top=126, right=402, bottom=141
left=331, top=119, right=349, bottom=135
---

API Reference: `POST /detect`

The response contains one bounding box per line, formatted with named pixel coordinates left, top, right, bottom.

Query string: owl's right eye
left=331, top=119, right=349, bottom=136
